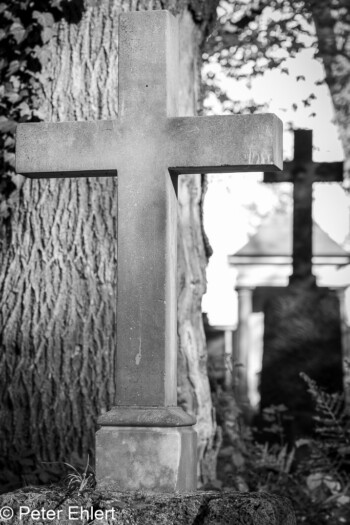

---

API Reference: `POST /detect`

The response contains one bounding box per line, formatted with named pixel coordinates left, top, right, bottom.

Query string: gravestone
left=229, top=209, right=349, bottom=416
left=16, top=10, right=282, bottom=491
left=260, top=130, right=344, bottom=439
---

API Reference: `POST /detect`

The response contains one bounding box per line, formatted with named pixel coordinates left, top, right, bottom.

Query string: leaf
left=32, top=11, right=55, bottom=28
left=10, top=22, right=26, bottom=44
left=4, top=135, right=15, bottom=147
left=34, top=46, right=52, bottom=66
left=32, top=108, right=46, bottom=120
left=7, top=60, right=20, bottom=76
left=0, top=117, right=17, bottom=133
left=307, top=472, right=324, bottom=491
left=336, top=494, right=350, bottom=506
left=41, top=26, right=56, bottom=44
left=17, top=101, right=31, bottom=117
left=4, top=151, right=15, bottom=168
left=6, top=92, right=20, bottom=104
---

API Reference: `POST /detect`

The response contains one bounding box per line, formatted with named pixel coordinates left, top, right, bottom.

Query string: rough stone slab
left=0, top=487, right=296, bottom=524
left=96, top=426, right=197, bottom=492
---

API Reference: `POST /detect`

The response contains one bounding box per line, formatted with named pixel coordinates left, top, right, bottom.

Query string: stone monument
left=260, top=129, right=345, bottom=439
left=229, top=209, right=349, bottom=414
left=16, top=10, right=282, bottom=491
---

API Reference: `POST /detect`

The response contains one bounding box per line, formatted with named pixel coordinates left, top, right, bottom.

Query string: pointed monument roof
left=229, top=209, right=350, bottom=266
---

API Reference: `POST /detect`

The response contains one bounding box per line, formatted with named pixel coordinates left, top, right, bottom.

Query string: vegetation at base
left=215, top=373, right=350, bottom=524
left=63, top=455, right=95, bottom=494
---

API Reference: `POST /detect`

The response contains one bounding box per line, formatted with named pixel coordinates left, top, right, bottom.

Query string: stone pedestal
left=96, top=425, right=197, bottom=492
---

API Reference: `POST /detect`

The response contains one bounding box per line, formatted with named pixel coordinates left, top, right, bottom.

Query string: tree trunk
left=308, top=1, right=350, bottom=179
left=0, top=0, right=219, bottom=491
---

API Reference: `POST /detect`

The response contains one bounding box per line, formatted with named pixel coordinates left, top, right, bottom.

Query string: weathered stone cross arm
left=16, top=114, right=281, bottom=178
left=168, top=115, right=281, bottom=173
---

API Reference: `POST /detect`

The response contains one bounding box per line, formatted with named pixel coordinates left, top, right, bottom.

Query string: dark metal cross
left=265, top=129, right=343, bottom=286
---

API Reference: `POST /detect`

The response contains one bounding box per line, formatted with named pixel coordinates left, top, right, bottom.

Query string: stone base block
left=96, top=426, right=197, bottom=492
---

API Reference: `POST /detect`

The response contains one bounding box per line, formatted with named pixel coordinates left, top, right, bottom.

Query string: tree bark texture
left=0, top=0, right=219, bottom=491
left=308, top=1, right=350, bottom=179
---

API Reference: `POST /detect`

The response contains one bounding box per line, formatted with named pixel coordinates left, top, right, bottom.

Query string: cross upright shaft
left=116, top=12, right=179, bottom=408
left=292, top=130, right=314, bottom=283
left=16, top=11, right=282, bottom=419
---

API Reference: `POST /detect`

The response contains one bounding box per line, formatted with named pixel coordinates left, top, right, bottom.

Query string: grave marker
left=264, top=129, right=343, bottom=285
left=261, top=130, right=345, bottom=436
left=16, top=10, right=282, bottom=491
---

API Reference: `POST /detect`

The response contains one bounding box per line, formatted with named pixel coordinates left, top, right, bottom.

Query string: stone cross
left=264, top=129, right=343, bottom=286
left=16, top=10, right=282, bottom=492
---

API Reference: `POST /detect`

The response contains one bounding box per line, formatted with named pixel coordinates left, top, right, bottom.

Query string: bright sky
left=202, top=46, right=349, bottom=327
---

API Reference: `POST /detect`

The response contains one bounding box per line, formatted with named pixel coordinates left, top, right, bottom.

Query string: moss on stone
left=0, top=485, right=296, bottom=524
